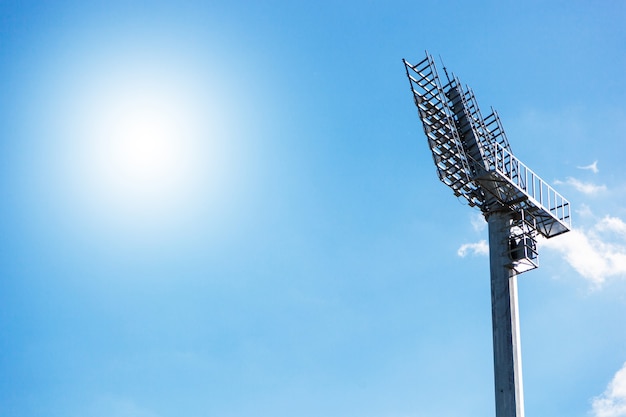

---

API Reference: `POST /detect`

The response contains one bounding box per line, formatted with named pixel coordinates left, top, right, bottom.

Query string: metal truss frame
left=404, top=52, right=571, bottom=268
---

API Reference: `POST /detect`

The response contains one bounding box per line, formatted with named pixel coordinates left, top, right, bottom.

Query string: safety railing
left=490, top=142, right=571, bottom=233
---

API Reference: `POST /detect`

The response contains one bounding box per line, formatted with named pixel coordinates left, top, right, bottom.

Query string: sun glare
left=22, top=28, right=265, bottom=248
left=86, top=78, right=196, bottom=206
left=46, top=47, right=232, bottom=241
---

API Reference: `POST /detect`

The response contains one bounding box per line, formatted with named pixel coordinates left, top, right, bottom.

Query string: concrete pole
left=488, top=210, right=525, bottom=417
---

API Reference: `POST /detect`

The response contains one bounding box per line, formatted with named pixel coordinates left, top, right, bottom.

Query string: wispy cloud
left=470, top=212, right=487, bottom=232
left=457, top=240, right=488, bottom=257
left=591, top=362, right=626, bottom=417
left=578, top=160, right=599, bottom=174
left=540, top=216, right=626, bottom=286
left=596, top=216, right=626, bottom=237
left=577, top=203, right=594, bottom=219
left=555, top=177, right=607, bottom=195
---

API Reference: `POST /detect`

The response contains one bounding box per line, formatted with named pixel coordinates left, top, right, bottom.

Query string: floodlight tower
left=403, top=53, right=571, bottom=417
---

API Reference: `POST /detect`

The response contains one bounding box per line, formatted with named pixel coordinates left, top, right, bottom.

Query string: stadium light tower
left=403, top=52, right=571, bottom=417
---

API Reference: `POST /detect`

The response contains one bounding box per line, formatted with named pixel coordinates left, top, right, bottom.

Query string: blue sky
left=1, top=1, right=626, bottom=416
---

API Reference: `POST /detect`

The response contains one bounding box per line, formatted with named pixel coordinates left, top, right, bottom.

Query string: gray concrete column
left=488, top=210, right=525, bottom=417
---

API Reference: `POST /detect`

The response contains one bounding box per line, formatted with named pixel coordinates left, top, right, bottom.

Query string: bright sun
left=59, top=56, right=221, bottom=235
left=27, top=32, right=254, bottom=246
left=88, top=81, right=195, bottom=204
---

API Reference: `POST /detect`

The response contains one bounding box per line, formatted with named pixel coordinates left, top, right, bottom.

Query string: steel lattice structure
left=403, top=52, right=572, bottom=417
left=404, top=53, right=570, bottom=273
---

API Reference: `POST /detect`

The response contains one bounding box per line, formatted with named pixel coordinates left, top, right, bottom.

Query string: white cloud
left=578, top=160, right=599, bottom=174
left=592, top=362, right=626, bottom=417
left=555, top=177, right=607, bottom=195
left=540, top=216, right=626, bottom=286
left=596, top=216, right=626, bottom=237
left=470, top=212, right=487, bottom=232
left=457, top=240, right=489, bottom=257
left=577, top=203, right=594, bottom=219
